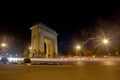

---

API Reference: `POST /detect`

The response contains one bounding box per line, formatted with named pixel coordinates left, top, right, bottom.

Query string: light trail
left=1, top=57, right=120, bottom=63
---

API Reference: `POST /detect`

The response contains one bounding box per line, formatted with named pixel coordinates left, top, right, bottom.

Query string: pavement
left=0, top=60, right=120, bottom=80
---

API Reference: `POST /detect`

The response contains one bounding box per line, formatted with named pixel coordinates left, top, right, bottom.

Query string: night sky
left=0, top=1, right=120, bottom=54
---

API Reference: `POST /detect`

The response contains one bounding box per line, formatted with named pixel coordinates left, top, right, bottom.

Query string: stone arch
left=29, top=23, right=58, bottom=58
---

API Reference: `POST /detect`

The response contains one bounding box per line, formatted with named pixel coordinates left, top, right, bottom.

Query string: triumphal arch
left=29, top=23, right=58, bottom=58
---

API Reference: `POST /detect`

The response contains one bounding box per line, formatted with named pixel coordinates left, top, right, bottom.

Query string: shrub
left=0, top=57, right=9, bottom=62
left=24, top=58, right=31, bottom=63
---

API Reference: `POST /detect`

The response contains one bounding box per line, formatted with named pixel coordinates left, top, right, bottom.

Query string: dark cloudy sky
left=0, top=1, right=120, bottom=53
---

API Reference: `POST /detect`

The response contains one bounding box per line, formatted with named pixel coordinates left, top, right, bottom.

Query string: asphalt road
left=0, top=60, right=120, bottom=80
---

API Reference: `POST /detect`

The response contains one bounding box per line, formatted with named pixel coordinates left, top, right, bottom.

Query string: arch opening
left=44, top=39, right=53, bottom=58
left=44, top=42, right=47, bottom=55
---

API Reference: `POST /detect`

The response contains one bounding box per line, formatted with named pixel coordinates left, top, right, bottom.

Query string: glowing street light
left=102, top=38, right=111, bottom=55
left=75, top=45, right=81, bottom=56
left=76, top=45, right=81, bottom=50
left=102, top=39, right=109, bottom=45
left=29, top=46, right=32, bottom=50
left=1, top=43, right=8, bottom=57
left=1, top=43, right=7, bottom=47
left=28, top=46, right=32, bottom=57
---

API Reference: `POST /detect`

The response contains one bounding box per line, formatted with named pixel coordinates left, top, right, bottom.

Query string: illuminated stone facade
left=29, top=23, right=58, bottom=58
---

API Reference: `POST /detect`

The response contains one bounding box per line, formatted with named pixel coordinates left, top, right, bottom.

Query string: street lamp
left=1, top=43, right=7, bottom=47
left=102, top=39, right=109, bottom=45
left=29, top=46, right=32, bottom=50
left=76, top=45, right=81, bottom=50
left=1, top=43, right=8, bottom=57
left=28, top=46, right=32, bottom=57
left=102, top=38, right=111, bottom=55
left=75, top=45, right=81, bottom=56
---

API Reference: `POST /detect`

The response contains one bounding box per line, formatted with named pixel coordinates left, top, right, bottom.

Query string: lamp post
left=102, top=38, right=111, bottom=55
left=29, top=46, right=32, bottom=57
left=1, top=43, right=8, bottom=57
left=76, top=45, right=81, bottom=56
